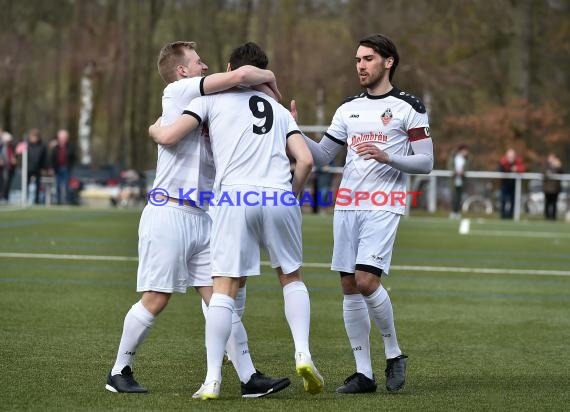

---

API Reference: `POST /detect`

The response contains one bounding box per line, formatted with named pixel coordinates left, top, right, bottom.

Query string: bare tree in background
left=0, top=0, right=567, bottom=169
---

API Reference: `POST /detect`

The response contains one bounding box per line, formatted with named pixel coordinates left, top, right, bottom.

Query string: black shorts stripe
left=287, top=130, right=302, bottom=138
left=182, top=110, right=202, bottom=124
left=324, top=132, right=345, bottom=146
left=199, top=77, right=206, bottom=96
left=355, top=264, right=383, bottom=277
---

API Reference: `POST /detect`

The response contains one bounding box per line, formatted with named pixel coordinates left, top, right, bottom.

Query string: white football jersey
left=325, top=88, right=430, bottom=213
left=184, top=88, right=300, bottom=193
left=152, top=77, right=215, bottom=209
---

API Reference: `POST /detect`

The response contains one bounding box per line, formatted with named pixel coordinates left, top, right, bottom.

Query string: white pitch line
left=0, top=252, right=138, bottom=262
left=468, top=230, right=570, bottom=239
left=1, top=252, right=569, bottom=277
left=391, top=265, right=570, bottom=277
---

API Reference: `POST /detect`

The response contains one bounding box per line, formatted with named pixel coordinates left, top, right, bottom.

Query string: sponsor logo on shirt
left=350, top=131, right=388, bottom=148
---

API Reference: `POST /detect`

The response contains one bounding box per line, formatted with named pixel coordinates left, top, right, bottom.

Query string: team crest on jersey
left=381, top=108, right=393, bottom=125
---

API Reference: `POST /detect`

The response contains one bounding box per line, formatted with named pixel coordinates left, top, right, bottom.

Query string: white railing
left=311, top=167, right=570, bottom=222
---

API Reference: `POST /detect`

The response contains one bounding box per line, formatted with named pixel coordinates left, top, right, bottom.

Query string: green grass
left=1, top=208, right=569, bottom=411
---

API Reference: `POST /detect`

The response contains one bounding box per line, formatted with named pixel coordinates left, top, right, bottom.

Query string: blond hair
left=157, top=41, right=197, bottom=84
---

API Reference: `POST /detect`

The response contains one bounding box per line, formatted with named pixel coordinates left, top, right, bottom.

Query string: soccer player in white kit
left=149, top=42, right=323, bottom=400
left=106, top=41, right=290, bottom=397
left=297, top=34, right=434, bottom=394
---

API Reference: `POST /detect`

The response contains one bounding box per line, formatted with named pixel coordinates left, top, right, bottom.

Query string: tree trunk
left=137, top=0, right=164, bottom=170
left=125, top=0, right=142, bottom=169
left=53, top=24, right=63, bottom=134
left=508, top=0, right=532, bottom=101
left=66, top=1, right=87, bottom=142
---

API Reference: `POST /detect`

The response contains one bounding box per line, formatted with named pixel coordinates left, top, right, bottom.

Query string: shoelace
left=121, top=370, right=139, bottom=385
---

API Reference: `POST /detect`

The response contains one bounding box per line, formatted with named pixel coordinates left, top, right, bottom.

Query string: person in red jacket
left=0, top=131, right=17, bottom=203
left=49, top=129, right=76, bottom=205
left=498, top=148, right=526, bottom=219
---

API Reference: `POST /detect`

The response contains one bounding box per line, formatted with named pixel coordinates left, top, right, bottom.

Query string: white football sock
left=204, top=293, right=234, bottom=384
left=234, top=285, right=247, bottom=318
left=201, top=299, right=208, bottom=350
left=111, top=300, right=155, bottom=375
left=201, top=299, right=208, bottom=319
left=343, top=294, right=373, bottom=379
left=363, top=285, right=402, bottom=359
left=204, top=296, right=247, bottom=368
left=283, top=281, right=311, bottom=356
left=226, top=311, right=256, bottom=383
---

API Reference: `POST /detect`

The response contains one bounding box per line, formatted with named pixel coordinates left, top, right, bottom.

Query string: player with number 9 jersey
left=185, top=89, right=299, bottom=195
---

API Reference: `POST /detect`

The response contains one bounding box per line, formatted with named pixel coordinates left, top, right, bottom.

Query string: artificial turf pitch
left=1, top=208, right=569, bottom=411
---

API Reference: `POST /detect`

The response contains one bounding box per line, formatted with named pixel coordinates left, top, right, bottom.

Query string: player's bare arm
left=356, top=138, right=434, bottom=174
left=203, top=65, right=281, bottom=100
left=252, top=83, right=279, bottom=101
left=253, top=80, right=281, bottom=101
left=286, top=133, right=314, bottom=197
left=149, top=114, right=200, bottom=146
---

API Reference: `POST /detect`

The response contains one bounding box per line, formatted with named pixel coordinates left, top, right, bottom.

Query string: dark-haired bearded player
left=295, top=33, right=434, bottom=394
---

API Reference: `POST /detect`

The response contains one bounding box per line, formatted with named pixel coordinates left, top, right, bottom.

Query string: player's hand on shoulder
left=290, top=100, right=298, bottom=121
left=268, top=80, right=282, bottom=102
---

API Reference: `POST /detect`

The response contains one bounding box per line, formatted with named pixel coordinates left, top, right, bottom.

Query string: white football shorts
left=331, top=209, right=401, bottom=275
left=137, top=202, right=212, bottom=293
left=210, top=186, right=302, bottom=277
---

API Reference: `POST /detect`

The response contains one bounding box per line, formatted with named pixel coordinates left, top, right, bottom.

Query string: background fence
left=10, top=128, right=570, bottom=222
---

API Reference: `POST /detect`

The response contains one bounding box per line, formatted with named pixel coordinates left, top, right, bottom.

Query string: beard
left=359, top=66, right=386, bottom=89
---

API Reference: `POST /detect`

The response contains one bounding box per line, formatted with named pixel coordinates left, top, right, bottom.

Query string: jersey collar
left=365, top=87, right=399, bottom=100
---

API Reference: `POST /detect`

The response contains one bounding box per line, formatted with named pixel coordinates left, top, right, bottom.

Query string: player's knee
left=355, top=279, right=379, bottom=296
left=212, top=276, right=241, bottom=298
left=340, top=273, right=359, bottom=294
left=354, top=270, right=381, bottom=296
left=278, top=270, right=302, bottom=287
left=142, top=291, right=171, bottom=315
left=195, top=286, right=213, bottom=305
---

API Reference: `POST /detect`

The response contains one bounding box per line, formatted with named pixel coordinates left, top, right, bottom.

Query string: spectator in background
left=26, top=129, right=48, bottom=205
left=0, top=127, right=6, bottom=203
left=498, top=148, right=526, bottom=219
left=50, top=129, right=76, bottom=205
left=449, top=144, right=469, bottom=219
left=48, top=136, right=58, bottom=152
left=543, top=153, right=563, bottom=221
left=0, top=130, right=17, bottom=203
left=115, top=169, right=146, bottom=207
